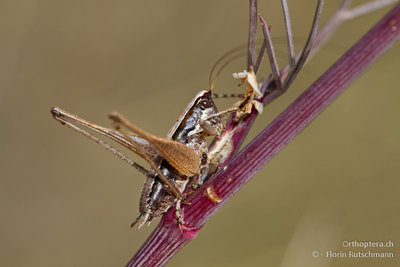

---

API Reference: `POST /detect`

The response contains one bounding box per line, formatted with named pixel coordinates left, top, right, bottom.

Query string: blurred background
left=1, top=0, right=399, bottom=266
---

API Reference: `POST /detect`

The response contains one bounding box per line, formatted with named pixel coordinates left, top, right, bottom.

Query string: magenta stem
left=127, top=4, right=400, bottom=266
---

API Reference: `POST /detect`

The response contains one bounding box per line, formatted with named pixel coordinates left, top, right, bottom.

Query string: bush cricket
left=50, top=0, right=323, bottom=230
left=50, top=83, right=258, bottom=228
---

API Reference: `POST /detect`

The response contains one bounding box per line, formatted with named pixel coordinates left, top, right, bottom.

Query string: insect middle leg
left=175, top=199, right=197, bottom=235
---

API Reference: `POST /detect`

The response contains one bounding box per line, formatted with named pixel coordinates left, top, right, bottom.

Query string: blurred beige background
left=1, top=0, right=399, bottom=266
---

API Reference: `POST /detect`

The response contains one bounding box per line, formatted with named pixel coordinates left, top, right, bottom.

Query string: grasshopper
left=51, top=89, right=247, bottom=228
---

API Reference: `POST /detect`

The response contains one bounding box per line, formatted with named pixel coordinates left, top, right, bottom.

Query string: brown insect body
left=135, top=90, right=224, bottom=227
left=51, top=89, right=230, bottom=228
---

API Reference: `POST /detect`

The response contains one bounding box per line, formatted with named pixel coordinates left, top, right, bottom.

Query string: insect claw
left=176, top=216, right=186, bottom=234
left=179, top=224, right=184, bottom=235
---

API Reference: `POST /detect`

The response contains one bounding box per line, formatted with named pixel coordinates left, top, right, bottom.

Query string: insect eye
left=199, top=99, right=212, bottom=110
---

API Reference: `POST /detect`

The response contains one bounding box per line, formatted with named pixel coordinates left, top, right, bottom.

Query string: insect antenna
left=208, top=44, right=249, bottom=92
left=210, top=50, right=248, bottom=99
left=209, top=0, right=323, bottom=100
left=209, top=37, right=302, bottom=99
left=211, top=93, right=244, bottom=99
left=209, top=44, right=263, bottom=99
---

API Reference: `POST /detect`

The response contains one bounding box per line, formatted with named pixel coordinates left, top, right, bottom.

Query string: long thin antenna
left=210, top=51, right=248, bottom=91
left=208, top=36, right=305, bottom=92
left=208, top=44, right=250, bottom=90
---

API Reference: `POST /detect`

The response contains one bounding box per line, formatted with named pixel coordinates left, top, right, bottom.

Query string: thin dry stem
left=260, top=16, right=282, bottom=89
left=310, top=0, right=398, bottom=60
left=343, top=0, right=399, bottom=20
left=254, top=40, right=266, bottom=74
left=281, top=0, right=296, bottom=68
left=248, top=0, right=258, bottom=69
left=281, top=0, right=324, bottom=90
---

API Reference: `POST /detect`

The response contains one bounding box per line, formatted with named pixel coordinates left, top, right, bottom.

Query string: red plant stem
left=127, top=4, right=400, bottom=266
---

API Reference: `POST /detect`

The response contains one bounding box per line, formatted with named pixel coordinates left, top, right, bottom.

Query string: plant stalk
left=127, top=3, right=400, bottom=266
